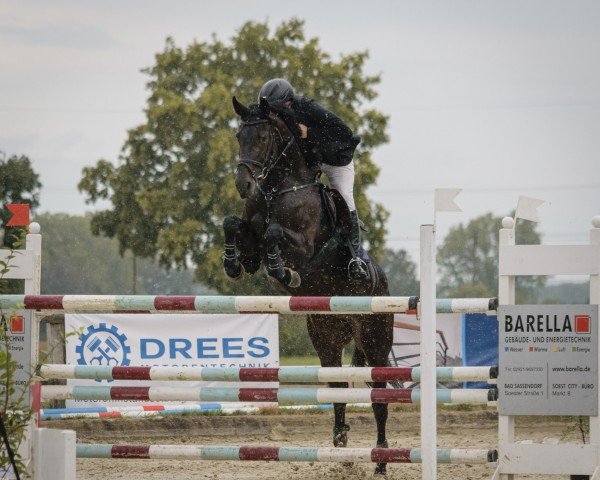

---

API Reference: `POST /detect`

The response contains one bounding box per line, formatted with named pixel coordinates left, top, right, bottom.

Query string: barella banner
left=65, top=313, right=279, bottom=407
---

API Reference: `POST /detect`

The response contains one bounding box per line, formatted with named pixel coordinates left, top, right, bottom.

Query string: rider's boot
left=348, top=210, right=370, bottom=280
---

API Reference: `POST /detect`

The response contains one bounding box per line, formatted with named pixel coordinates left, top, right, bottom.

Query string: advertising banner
left=65, top=313, right=278, bottom=407
left=0, top=310, right=32, bottom=406
left=499, top=305, right=598, bottom=415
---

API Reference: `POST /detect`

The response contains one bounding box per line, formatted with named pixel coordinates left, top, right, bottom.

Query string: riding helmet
left=258, top=78, right=295, bottom=106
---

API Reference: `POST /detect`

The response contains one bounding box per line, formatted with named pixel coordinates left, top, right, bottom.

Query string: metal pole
left=420, top=224, right=437, bottom=479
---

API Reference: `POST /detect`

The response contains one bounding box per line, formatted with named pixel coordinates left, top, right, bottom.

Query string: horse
left=222, top=96, right=394, bottom=475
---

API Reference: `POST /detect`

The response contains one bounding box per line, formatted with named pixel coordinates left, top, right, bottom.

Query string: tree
left=79, top=19, right=389, bottom=294
left=0, top=152, right=41, bottom=248
left=0, top=152, right=42, bottom=293
left=437, top=212, right=546, bottom=302
left=381, top=248, right=419, bottom=296
left=37, top=213, right=212, bottom=295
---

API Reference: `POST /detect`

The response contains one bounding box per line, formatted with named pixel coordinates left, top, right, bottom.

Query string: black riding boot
left=348, top=210, right=370, bottom=280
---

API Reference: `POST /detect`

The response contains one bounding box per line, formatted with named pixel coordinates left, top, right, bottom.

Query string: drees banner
left=65, top=313, right=279, bottom=407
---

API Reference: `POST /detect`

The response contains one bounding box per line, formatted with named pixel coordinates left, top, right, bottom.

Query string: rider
left=258, top=78, right=370, bottom=280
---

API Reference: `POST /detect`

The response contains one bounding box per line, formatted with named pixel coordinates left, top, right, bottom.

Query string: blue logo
left=76, top=323, right=131, bottom=367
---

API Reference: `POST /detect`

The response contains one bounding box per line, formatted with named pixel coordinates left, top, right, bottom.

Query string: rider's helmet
left=258, top=78, right=295, bottom=107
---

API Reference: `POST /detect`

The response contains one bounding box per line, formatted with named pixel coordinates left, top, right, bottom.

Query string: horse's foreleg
left=264, top=223, right=301, bottom=288
left=223, top=215, right=262, bottom=280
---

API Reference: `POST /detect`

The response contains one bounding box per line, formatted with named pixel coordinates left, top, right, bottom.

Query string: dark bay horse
left=223, top=97, right=394, bottom=474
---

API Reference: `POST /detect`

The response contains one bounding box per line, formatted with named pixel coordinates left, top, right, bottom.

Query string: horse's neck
left=269, top=148, right=315, bottom=188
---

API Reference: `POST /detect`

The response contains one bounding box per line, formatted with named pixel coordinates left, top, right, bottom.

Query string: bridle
left=236, top=116, right=320, bottom=224
left=236, top=118, right=295, bottom=182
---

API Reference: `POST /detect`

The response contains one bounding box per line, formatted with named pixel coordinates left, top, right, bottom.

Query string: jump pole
left=76, top=444, right=499, bottom=464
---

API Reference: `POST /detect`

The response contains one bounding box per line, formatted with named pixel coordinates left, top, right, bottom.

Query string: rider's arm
left=299, top=99, right=355, bottom=141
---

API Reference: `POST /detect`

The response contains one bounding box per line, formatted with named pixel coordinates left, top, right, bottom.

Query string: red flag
left=6, top=203, right=30, bottom=227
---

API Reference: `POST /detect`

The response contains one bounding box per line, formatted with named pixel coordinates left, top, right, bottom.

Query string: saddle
left=303, top=183, right=353, bottom=272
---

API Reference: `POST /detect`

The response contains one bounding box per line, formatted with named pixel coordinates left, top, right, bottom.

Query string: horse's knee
left=264, top=223, right=284, bottom=244
left=223, top=215, right=243, bottom=235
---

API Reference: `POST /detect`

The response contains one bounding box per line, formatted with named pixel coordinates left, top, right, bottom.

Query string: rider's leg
left=320, top=162, right=357, bottom=212
left=320, top=162, right=370, bottom=280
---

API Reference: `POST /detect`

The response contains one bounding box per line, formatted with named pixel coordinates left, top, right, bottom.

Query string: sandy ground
left=46, top=408, right=587, bottom=479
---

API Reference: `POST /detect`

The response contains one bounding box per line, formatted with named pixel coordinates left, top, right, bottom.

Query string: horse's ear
left=232, top=96, right=248, bottom=117
left=259, top=96, right=270, bottom=116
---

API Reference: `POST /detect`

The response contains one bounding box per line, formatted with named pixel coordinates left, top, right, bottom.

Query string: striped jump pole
left=41, top=385, right=498, bottom=404
left=76, top=444, right=499, bottom=464
left=0, top=295, right=497, bottom=314
left=40, top=403, right=346, bottom=421
left=38, top=365, right=498, bottom=383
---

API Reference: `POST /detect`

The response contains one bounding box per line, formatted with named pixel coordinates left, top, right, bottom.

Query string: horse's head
left=232, top=96, right=297, bottom=199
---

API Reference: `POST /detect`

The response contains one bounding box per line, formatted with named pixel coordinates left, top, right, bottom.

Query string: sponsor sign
left=65, top=313, right=278, bottom=407
left=499, top=305, right=598, bottom=415
left=0, top=311, right=32, bottom=406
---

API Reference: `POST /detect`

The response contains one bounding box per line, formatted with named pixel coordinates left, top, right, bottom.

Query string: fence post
left=420, top=224, right=437, bottom=480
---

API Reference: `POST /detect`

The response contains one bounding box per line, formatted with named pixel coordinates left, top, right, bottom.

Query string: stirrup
left=348, top=257, right=369, bottom=280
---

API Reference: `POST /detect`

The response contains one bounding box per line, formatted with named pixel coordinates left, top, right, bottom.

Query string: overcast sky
left=1, top=1, right=599, bottom=265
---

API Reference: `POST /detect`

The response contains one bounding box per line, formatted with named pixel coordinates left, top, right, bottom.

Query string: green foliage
left=0, top=151, right=42, bottom=294
left=0, top=324, right=30, bottom=477
left=0, top=229, right=32, bottom=477
left=79, top=19, right=389, bottom=294
left=278, top=315, right=315, bottom=357
left=36, top=213, right=211, bottom=295
left=0, top=152, right=41, bottom=248
left=438, top=212, right=546, bottom=302
left=539, top=282, right=590, bottom=304
left=380, top=248, right=419, bottom=296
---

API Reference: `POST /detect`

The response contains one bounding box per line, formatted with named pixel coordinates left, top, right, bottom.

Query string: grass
left=279, top=354, right=353, bottom=366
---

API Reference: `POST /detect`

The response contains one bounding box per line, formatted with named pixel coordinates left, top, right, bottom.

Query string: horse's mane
left=241, top=103, right=301, bottom=139
left=243, top=103, right=267, bottom=120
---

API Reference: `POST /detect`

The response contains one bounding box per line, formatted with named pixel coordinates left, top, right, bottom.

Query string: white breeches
left=320, top=162, right=356, bottom=212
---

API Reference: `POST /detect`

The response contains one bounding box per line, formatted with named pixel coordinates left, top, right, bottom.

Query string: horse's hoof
left=285, top=268, right=301, bottom=288
left=223, top=263, right=245, bottom=281
left=333, top=424, right=350, bottom=447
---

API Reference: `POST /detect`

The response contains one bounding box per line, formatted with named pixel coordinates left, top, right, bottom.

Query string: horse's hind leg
left=307, top=316, right=352, bottom=450
left=360, top=314, right=394, bottom=475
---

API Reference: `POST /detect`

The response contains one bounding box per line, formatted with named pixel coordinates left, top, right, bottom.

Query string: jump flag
left=515, top=196, right=544, bottom=223
left=434, top=188, right=463, bottom=213
left=6, top=204, right=30, bottom=227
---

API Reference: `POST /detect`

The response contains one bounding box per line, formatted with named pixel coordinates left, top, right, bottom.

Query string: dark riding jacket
left=290, top=96, right=360, bottom=167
